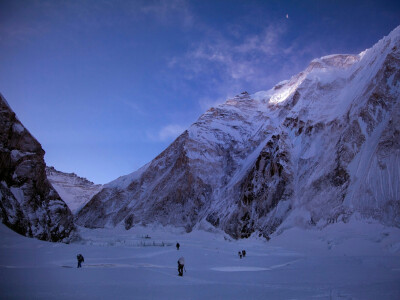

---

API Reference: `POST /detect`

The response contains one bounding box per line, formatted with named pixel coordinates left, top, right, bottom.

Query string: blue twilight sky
left=0, top=0, right=399, bottom=184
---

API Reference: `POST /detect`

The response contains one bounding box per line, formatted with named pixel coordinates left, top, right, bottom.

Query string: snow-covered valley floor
left=1, top=219, right=400, bottom=300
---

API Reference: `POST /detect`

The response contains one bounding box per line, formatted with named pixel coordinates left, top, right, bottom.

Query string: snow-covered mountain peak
left=309, top=54, right=360, bottom=70
left=256, top=29, right=400, bottom=123
left=231, top=91, right=251, bottom=101
left=357, top=25, right=400, bottom=66
left=46, top=166, right=97, bottom=186
left=46, top=166, right=102, bottom=214
left=76, top=27, right=400, bottom=239
left=254, top=26, right=400, bottom=113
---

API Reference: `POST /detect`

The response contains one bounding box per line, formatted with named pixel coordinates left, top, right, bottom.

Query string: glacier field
left=1, top=218, right=400, bottom=300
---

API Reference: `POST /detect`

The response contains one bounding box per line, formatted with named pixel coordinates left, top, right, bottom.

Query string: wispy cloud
left=166, top=19, right=332, bottom=112
left=140, top=0, right=194, bottom=28
left=197, top=95, right=228, bottom=112
left=158, top=124, right=186, bottom=140
left=147, top=124, right=187, bottom=142
left=234, top=24, right=286, bottom=56
left=180, top=24, right=288, bottom=84
left=122, top=100, right=148, bottom=116
left=167, top=23, right=297, bottom=109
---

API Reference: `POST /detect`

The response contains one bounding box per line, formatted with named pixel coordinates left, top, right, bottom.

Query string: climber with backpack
left=177, top=257, right=185, bottom=276
left=77, top=254, right=84, bottom=268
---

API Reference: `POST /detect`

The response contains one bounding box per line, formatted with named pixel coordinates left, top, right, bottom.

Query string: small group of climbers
left=238, top=250, right=246, bottom=259
left=73, top=242, right=226, bottom=278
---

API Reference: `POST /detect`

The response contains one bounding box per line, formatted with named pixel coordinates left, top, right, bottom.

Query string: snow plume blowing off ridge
left=74, top=25, right=399, bottom=238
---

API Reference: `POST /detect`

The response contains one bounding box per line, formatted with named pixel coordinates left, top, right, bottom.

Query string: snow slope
left=46, top=167, right=102, bottom=214
left=0, top=221, right=399, bottom=299
left=76, top=26, right=400, bottom=239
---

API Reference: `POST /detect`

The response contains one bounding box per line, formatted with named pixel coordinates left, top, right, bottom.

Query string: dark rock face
left=0, top=95, right=75, bottom=242
left=232, top=133, right=293, bottom=238
left=76, top=132, right=213, bottom=232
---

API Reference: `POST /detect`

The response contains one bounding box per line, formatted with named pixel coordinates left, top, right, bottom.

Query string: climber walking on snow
left=177, top=257, right=185, bottom=276
left=77, top=254, right=84, bottom=268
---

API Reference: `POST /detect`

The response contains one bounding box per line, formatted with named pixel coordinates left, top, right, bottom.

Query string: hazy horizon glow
left=1, top=0, right=399, bottom=183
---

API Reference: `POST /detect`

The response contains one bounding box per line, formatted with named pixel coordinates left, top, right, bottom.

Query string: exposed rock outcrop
left=0, top=95, right=75, bottom=242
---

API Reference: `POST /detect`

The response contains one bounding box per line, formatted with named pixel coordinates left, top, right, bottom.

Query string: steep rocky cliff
left=76, top=26, right=400, bottom=238
left=0, top=95, right=75, bottom=242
